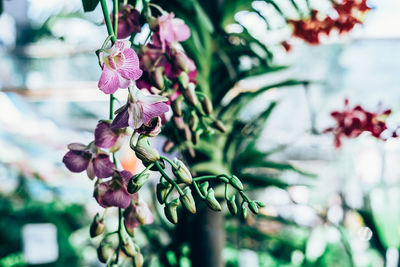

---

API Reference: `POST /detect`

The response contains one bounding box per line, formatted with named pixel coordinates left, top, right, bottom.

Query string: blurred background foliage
left=1, top=0, right=400, bottom=266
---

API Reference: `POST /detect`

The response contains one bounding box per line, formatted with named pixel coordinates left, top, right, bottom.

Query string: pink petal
left=93, top=154, right=115, bottom=178
left=63, top=150, right=90, bottom=173
left=94, top=121, right=118, bottom=148
left=173, top=20, right=190, bottom=42
left=118, top=48, right=143, bottom=81
left=67, top=143, right=87, bottom=151
left=86, top=161, right=95, bottom=180
left=142, top=102, right=169, bottom=125
left=98, top=66, right=120, bottom=94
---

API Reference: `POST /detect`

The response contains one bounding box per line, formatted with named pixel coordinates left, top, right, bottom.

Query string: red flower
left=325, top=99, right=394, bottom=148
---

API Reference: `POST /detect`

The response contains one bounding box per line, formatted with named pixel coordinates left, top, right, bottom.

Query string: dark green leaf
left=82, top=0, right=100, bottom=12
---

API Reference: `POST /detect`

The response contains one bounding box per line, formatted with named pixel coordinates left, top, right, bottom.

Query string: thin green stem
left=193, top=175, right=230, bottom=184
left=100, top=0, right=116, bottom=43
left=160, top=156, right=177, bottom=169
left=224, top=183, right=229, bottom=200
left=193, top=181, right=206, bottom=199
left=113, top=0, right=118, bottom=37
left=240, top=191, right=250, bottom=202
left=155, top=161, right=184, bottom=195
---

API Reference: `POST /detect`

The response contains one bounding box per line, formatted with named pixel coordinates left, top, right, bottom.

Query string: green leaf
left=82, top=0, right=100, bottom=12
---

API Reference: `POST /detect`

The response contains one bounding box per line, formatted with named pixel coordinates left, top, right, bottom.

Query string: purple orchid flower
left=111, top=87, right=169, bottom=130
left=94, top=121, right=128, bottom=152
left=112, top=5, right=141, bottom=39
left=124, top=199, right=154, bottom=229
left=98, top=40, right=143, bottom=94
left=94, top=170, right=138, bottom=209
left=136, top=117, right=162, bottom=137
left=62, top=143, right=115, bottom=179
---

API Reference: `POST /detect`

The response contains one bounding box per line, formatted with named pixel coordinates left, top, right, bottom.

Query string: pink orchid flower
left=98, top=40, right=143, bottom=94
left=111, top=87, right=169, bottom=130
left=153, top=13, right=190, bottom=48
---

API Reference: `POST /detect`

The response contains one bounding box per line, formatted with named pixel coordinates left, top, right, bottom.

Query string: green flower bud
left=181, top=125, right=192, bottom=142
left=180, top=187, right=196, bottom=214
left=174, top=52, right=189, bottom=72
left=255, top=201, right=265, bottom=208
left=205, top=188, right=221, bottom=211
left=90, top=213, right=105, bottom=238
left=201, top=95, right=213, bottom=115
left=182, top=83, right=198, bottom=106
left=178, top=72, right=189, bottom=88
left=248, top=201, right=259, bottom=215
left=171, top=99, right=183, bottom=117
left=122, top=239, right=137, bottom=257
left=134, top=136, right=160, bottom=163
left=173, top=116, right=186, bottom=130
left=133, top=252, right=144, bottom=267
left=192, top=131, right=200, bottom=145
left=229, top=175, right=244, bottom=191
left=172, top=158, right=192, bottom=184
left=156, top=181, right=172, bottom=204
left=241, top=206, right=247, bottom=219
left=128, top=173, right=150, bottom=194
left=212, top=120, right=226, bottom=133
left=189, top=112, right=199, bottom=131
left=199, top=182, right=209, bottom=196
left=227, top=196, right=237, bottom=215
left=164, top=198, right=180, bottom=224
left=124, top=221, right=136, bottom=237
left=152, top=67, right=165, bottom=90
left=97, top=244, right=113, bottom=263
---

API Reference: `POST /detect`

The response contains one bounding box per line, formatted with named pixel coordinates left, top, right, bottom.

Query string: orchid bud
left=181, top=125, right=192, bottom=142
left=227, top=195, right=237, bottom=215
left=134, top=136, right=160, bottom=163
left=171, top=99, right=183, bottom=117
left=163, top=140, right=175, bottom=153
left=201, top=95, right=213, bottom=115
left=178, top=72, right=189, bottom=88
left=180, top=187, right=196, bottom=214
left=97, top=244, right=113, bottom=263
left=248, top=201, right=259, bottom=215
left=189, top=112, right=199, bottom=131
left=128, top=173, right=150, bottom=194
left=192, top=131, right=200, bottom=145
left=125, top=222, right=136, bottom=237
left=229, top=175, right=244, bottom=191
left=122, top=239, right=137, bottom=257
left=172, top=158, right=192, bottom=184
left=200, top=182, right=209, bottom=196
left=256, top=201, right=265, bottom=208
left=133, top=252, right=144, bottom=267
left=157, top=181, right=172, bottom=204
left=241, top=206, right=247, bottom=219
left=152, top=67, right=164, bottom=90
left=174, top=51, right=189, bottom=72
left=90, top=213, right=105, bottom=238
left=173, top=116, right=186, bottom=130
left=205, top=188, right=221, bottom=211
left=212, top=120, right=226, bottom=133
left=182, top=83, right=198, bottom=106
left=148, top=16, right=158, bottom=31
left=164, top=198, right=180, bottom=224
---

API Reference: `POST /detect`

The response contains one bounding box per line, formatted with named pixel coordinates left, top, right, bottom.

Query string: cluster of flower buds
left=63, top=1, right=262, bottom=265
left=285, top=0, right=371, bottom=47
left=325, top=99, right=397, bottom=147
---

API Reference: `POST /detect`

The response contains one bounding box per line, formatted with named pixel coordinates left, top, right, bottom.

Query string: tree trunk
left=187, top=201, right=224, bottom=267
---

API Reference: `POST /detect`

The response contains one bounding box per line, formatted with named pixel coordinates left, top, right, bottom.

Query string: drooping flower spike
left=62, top=143, right=115, bottom=179
left=98, top=40, right=143, bottom=94
left=111, top=86, right=169, bottom=130
left=94, top=170, right=138, bottom=209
